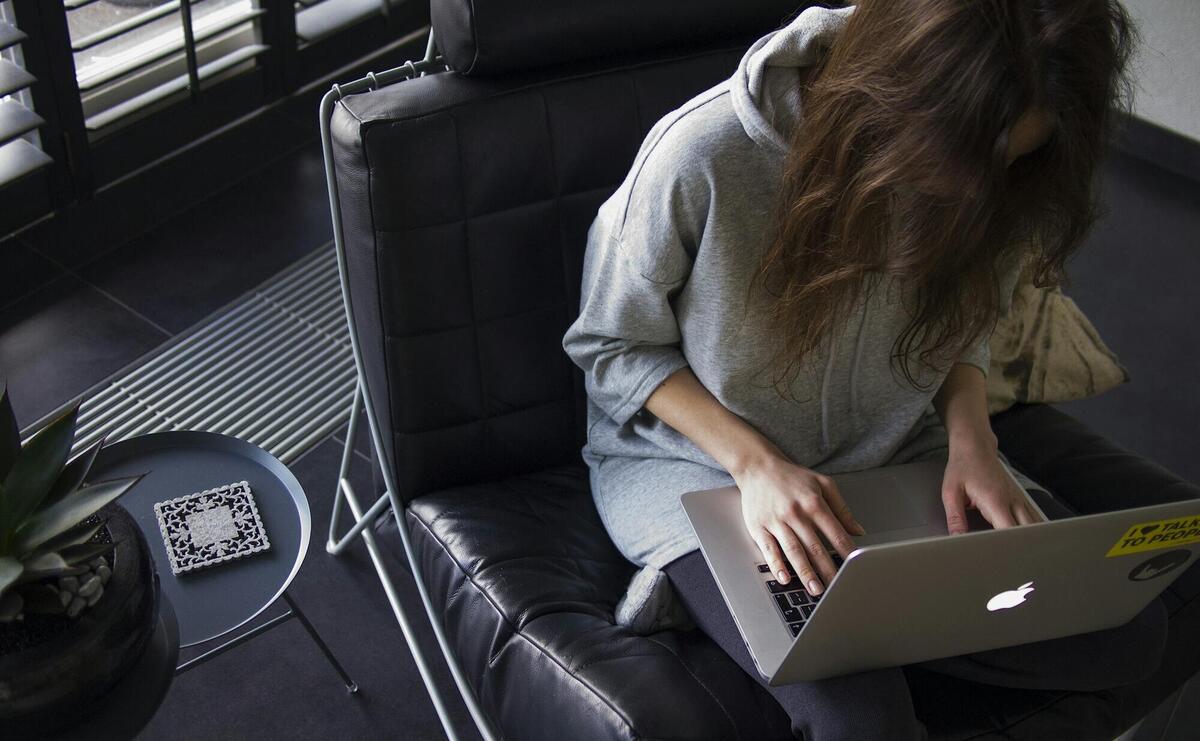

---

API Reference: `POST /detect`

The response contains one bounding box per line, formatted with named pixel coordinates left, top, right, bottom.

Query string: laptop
left=681, top=459, right=1200, bottom=684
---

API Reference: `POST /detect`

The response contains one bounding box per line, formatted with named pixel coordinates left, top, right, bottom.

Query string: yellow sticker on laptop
left=1107, top=515, right=1200, bottom=557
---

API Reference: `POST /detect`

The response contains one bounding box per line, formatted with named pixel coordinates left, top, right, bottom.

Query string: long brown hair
left=754, top=0, right=1136, bottom=392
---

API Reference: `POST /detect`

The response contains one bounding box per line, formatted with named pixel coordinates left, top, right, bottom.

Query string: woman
left=564, top=1, right=1161, bottom=738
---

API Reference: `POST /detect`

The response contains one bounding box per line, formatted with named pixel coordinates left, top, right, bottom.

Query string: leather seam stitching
left=347, top=103, right=401, bottom=502
left=391, top=398, right=571, bottom=438
left=534, top=80, right=581, bottom=451
left=449, top=108, right=491, bottom=479
left=352, top=45, right=746, bottom=131
left=382, top=301, right=566, bottom=341
left=374, top=187, right=615, bottom=231
left=514, top=492, right=606, bottom=614
left=407, top=510, right=641, bottom=738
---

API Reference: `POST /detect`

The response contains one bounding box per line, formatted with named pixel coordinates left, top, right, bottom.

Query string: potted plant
left=0, top=387, right=158, bottom=732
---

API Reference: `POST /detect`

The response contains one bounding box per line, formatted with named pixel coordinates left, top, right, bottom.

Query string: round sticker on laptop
left=1128, top=549, right=1192, bottom=582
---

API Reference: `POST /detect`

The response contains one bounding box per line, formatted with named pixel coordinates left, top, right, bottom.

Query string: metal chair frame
left=319, top=29, right=500, bottom=741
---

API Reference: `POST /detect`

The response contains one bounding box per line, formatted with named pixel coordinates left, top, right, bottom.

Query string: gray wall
left=1123, top=0, right=1200, bottom=142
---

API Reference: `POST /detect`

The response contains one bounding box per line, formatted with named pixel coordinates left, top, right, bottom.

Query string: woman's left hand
left=941, top=442, right=1042, bottom=534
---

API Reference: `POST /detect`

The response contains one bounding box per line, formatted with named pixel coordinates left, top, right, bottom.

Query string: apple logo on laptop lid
left=987, top=581, right=1035, bottom=612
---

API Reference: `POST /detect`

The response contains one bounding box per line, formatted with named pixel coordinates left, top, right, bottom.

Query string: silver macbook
left=681, top=459, right=1200, bottom=684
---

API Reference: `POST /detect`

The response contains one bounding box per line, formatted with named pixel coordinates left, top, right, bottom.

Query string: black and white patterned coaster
left=153, top=480, right=270, bottom=575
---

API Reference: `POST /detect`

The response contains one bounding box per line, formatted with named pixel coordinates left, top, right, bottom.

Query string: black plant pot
left=0, top=503, right=159, bottom=733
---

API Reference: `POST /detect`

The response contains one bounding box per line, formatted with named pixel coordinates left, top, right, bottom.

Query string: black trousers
left=663, top=490, right=1177, bottom=741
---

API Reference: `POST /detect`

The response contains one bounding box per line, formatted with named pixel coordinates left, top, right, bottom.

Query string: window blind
left=0, top=1, right=51, bottom=188
left=295, top=0, right=395, bottom=45
left=65, top=0, right=270, bottom=131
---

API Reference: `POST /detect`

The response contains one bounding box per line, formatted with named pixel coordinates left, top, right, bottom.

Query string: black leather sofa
left=328, top=1, right=1200, bottom=738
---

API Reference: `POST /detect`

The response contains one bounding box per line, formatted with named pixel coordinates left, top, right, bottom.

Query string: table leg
left=283, top=591, right=359, bottom=693
left=176, top=611, right=292, bottom=675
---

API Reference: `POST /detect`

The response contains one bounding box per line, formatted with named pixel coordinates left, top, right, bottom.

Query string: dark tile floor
left=0, top=275, right=169, bottom=425
left=0, top=145, right=332, bottom=428
left=0, top=131, right=1196, bottom=741
left=78, top=150, right=333, bottom=335
left=0, top=239, right=61, bottom=312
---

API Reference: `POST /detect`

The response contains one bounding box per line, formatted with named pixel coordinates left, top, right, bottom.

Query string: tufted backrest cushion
left=331, top=46, right=749, bottom=503
left=431, top=0, right=809, bottom=76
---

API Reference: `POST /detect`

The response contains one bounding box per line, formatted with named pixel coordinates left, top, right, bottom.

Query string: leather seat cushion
left=400, top=464, right=794, bottom=740
left=384, top=404, right=1200, bottom=739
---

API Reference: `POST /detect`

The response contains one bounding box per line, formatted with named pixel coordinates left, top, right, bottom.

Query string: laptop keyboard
left=757, top=560, right=837, bottom=637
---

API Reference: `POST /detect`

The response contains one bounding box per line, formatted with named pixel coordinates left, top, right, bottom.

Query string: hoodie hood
left=731, top=4, right=855, bottom=154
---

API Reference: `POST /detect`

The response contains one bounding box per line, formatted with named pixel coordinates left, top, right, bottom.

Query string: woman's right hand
left=734, top=453, right=865, bottom=597
left=638, top=367, right=864, bottom=596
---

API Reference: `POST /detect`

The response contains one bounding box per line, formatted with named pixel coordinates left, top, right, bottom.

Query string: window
left=0, top=0, right=51, bottom=188
left=65, top=0, right=268, bottom=131
left=0, top=0, right=428, bottom=239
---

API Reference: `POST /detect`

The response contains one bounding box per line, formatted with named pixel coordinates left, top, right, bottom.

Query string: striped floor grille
left=66, top=248, right=355, bottom=464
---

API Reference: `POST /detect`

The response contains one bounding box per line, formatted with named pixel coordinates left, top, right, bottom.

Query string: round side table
left=88, top=432, right=356, bottom=689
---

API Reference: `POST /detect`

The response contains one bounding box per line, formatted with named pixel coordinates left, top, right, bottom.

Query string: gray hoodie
left=562, top=4, right=1019, bottom=569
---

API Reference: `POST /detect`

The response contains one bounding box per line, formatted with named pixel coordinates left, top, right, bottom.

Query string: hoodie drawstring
left=820, top=334, right=836, bottom=455
left=849, top=293, right=870, bottom=421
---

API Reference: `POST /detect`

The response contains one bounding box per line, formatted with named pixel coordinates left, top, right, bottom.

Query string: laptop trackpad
left=837, top=469, right=946, bottom=546
left=847, top=483, right=928, bottom=529
left=829, top=462, right=1006, bottom=549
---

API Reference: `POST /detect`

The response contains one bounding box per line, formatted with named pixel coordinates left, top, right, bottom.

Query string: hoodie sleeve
left=562, top=137, right=706, bottom=427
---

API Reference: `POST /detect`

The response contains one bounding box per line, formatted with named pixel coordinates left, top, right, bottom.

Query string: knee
left=793, top=701, right=924, bottom=741
left=1092, top=597, right=1168, bottom=687
left=781, top=668, right=923, bottom=741
left=796, top=715, right=923, bottom=741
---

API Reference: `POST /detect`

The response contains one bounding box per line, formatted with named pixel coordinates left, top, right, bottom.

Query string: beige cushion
left=987, top=261, right=1129, bottom=415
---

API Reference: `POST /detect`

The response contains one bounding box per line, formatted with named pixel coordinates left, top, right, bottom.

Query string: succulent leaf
left=43, top=436, right=105, bottom=509
left=0, top=556, right=22, bottom=598
left=0, top=401, right=81, bottom=540
left=37, top=518, right=106, bottom=554
left=0, top=386, right=18, bottom=483
left=12, top=475, right=143, bottom=554
left=18, top=551, right=70, bottom=582
left=59, top=540, right=116, bottom=566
